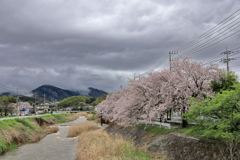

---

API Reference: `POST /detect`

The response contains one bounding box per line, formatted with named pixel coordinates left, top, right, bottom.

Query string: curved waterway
left=0, top=116, right=87, bottom=160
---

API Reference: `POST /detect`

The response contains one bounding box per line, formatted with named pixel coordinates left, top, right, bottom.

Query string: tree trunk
left=182, top=118, right=188, bottom=128
left=182, top=108, right=188, bottom=128
left=4, top=109, right=7, bottom=116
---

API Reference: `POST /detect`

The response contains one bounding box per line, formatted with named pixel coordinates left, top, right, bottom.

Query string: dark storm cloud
left=0, top=0, right=240, bottom=94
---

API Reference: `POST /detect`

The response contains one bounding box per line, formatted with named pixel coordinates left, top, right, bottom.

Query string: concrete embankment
left=105, top=124, right=237, bottom=160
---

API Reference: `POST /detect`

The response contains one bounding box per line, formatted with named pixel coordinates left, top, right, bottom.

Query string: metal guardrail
left=138, top=120, right=171, bottom=129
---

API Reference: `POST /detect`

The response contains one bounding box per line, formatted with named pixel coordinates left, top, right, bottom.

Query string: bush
left=68, top=121, right=99, bottom=137
left=185, top=83, right=240, bottom=139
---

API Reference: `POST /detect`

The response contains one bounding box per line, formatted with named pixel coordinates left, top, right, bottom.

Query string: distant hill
left=32, top=85, right=107, bottom=101
left=88, top=87, right=108, bottom=98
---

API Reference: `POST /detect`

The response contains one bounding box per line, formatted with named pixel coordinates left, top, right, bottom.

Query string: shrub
left=68, top=121, right=99, bottom=137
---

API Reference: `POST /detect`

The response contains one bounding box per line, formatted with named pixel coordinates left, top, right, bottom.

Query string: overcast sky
left=0, top=0, right=240, bottom=95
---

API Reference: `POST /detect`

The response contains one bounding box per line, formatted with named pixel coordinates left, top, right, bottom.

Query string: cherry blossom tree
left=161, top=56, right=220, bottom=127
left=98, top=56, right=221, bottom=127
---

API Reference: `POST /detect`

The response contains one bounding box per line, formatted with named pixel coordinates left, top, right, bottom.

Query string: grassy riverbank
left=137, top=123, right=218, bottom=140
left=68, top=121, right=164, bottom=160
left=0, top=113, right=81, bottom=155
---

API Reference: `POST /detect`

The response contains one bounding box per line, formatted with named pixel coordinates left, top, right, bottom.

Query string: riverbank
left=105, top=123, right=239, bottom=160
left=0, top=113, right=82, bottom=155
left=66, top=118, right=164, bottom=160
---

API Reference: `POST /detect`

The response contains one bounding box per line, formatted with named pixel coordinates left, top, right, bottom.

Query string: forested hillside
left=57, top=95, right=107, bottom=108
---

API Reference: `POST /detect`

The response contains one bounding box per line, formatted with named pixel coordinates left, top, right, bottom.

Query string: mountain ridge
left=0, top=85, right=108, bottom=101
left=32, top=85, right=108, bottom=101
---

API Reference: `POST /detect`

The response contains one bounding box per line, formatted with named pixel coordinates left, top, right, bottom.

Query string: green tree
left=28, top=100, right=34, bottom=105
left=92, top=95, right=107, bottom=106
left=211, top=70, right=239, bottom=93
left=89, top=97, right=96, bottom=104
left=0, top=96, right=16, bottom=116
left=185, top=84, right=240, bottom=139
left=58, top=96, right=91, bottom=108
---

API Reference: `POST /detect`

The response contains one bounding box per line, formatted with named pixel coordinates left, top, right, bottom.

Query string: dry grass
left=68, top=121, right=99, bottom=137
left=66, top=112, right=86, bottom=121
left=94, top=117, right=101, bottom=123
left=76, top=129, right=124, bottom=160
left=0, top=123, right=46, bottom=150
left=78, top=112, right=87, bottom=116
left=76, top=129, right=160, bottom=160
left=86, top=114, right=99, bottom=121
left=86, top=114, right=93, bottom=120
left=45, top=125, right=59, bottom=134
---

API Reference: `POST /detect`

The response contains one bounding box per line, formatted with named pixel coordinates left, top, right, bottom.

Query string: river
left=0, top=116, right=87, bottom=160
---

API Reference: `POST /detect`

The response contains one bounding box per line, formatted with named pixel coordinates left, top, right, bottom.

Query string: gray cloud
left=0, top=0, right=240, bottom=94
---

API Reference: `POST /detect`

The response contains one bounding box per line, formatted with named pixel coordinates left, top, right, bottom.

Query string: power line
left=180, top=22, right=240, bottom=57
left=178, top=15, right=240, bottom=53
left=230, top=51, right=240, bottom=57
left=204, top=48, right=240, bottom=66
left=136, top=55, right=169, bottom=77
left=203, top=58, right=222, bottom=65
left=204, top=47, right=240, bottom=65
left=136, top=9, right=240, bottom=77
left=175, top=9, right=240, bottom=52
left=231, top=55, right=240, bottom=59
left=0, top=83, right=18, bottom=90
left=230, top=46, right=240, bottom=51
left=0, top=83, right=21, bottom=97
left=231, top=64, right=240, bottom=67
left=204, top=55, right=224, bottom=65
left=0, top=86, right=15, bottom=92
left=167, top=10, right=240, bottom=67
left=181, top=28, right=240, bottom=57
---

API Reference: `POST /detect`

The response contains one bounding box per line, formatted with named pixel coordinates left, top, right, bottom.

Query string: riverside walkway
left=1, top=116, right=87, bottom=160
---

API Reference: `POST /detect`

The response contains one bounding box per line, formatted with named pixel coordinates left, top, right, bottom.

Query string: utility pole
left=221, top=47, right=236, bottom=72
left=34, top=92, right=36, bottom=104
left=16, top=88, right=19, bottom=114
left=44, top=94, right=45, bottom=105
left=120, top=85, right=122, bottom=90
left=34, top=92, right=37, bottom=114
left=168, top=51, right=178, bottom=122
left=169, top=51, right=178, bottom=71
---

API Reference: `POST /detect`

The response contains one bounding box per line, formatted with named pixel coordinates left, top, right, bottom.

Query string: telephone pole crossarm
left=221, top=48, right=236, bottom=72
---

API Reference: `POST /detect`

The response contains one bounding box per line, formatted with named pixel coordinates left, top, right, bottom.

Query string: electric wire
left=178, top=15, right=240, bottom=53
left=204, top=54, right=224, bottom=65
left=0, top=83, right=18, bottom=90
left=136, top=9, right=240, bottom=77
left=231, top=64, right=240, bottom=67
left=136, top=55, right=169, bottom=77
left=181, top=28, right=240, bottom=57
left=230, top=46, right=240, bottom=51
left=180, top=23, right=240, bottom=57
left=175, top=9, right=240, bottom=52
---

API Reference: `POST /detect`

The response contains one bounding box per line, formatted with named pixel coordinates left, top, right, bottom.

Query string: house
left=17, top=102, right=33, bottom=111
left=37, top=103, right=50, bottom=113
left=17, top=102, right=34, bottom=115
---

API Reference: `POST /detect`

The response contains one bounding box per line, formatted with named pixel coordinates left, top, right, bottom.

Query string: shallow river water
left=0, top=116, right=87, bottom=160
